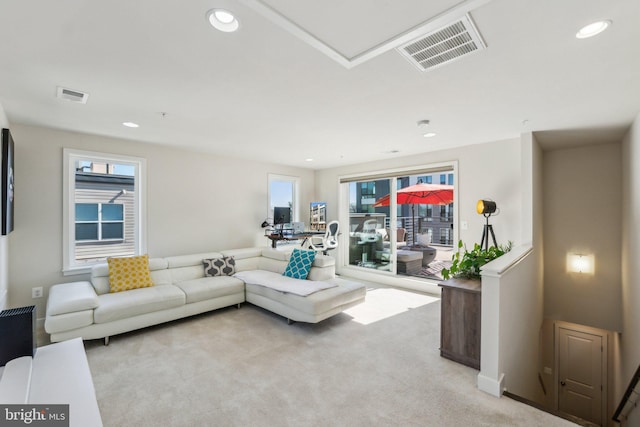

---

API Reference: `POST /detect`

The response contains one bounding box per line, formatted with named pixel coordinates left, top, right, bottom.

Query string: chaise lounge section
left=45, top=247, right=366, bottom=344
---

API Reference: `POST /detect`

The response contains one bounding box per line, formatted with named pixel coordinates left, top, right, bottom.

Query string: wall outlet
left=32, top=287, right=43, bottom=299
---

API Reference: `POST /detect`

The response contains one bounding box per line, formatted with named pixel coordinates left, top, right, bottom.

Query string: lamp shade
left=476, top=199, right=497, bottom=215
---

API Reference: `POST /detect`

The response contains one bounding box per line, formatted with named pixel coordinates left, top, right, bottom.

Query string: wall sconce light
left=566, top=253, right=595, bottom=274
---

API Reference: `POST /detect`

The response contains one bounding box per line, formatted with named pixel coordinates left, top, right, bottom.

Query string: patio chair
left=309, top=220, right=340, bottom=255
left=382, top=228, right=407, bottom=249
left=359, top=219, right=379, bottom=243
left=396, top=228, right=408, bottom=248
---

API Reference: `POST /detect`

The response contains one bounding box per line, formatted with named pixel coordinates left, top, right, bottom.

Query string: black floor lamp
left=477, top=199, right=498, bottom=250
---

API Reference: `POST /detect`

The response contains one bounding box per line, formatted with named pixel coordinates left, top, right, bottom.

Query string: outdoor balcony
left=348, top=215, right=454, bottom=281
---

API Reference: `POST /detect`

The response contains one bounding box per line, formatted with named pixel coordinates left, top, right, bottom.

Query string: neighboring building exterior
left=309, top=202, right=326, bottom=231
left=351, top=173, right=454, bottom=245
left=74, top=167, right=135, bottom=264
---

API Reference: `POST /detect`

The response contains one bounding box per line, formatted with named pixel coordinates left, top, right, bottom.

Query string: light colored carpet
left=84, top=284, right=575, bottom=427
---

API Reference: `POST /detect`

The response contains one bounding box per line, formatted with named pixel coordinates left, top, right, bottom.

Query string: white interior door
left=557, top=325, right=605, bottom=426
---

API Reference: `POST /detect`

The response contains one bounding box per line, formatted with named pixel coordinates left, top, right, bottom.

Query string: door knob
left=560, top=381, right=566, bottom=386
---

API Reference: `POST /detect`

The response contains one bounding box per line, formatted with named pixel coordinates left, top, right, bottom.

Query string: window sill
left=76, top=239, right=125, bottom=245
left=62, top=266, right=93, bottom=276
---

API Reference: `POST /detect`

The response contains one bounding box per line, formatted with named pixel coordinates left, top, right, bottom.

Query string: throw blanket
left=233, top=270, right=337, bottom=297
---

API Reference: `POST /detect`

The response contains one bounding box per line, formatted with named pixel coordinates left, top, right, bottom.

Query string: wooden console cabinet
left=439, top=278, right=481, bottom=369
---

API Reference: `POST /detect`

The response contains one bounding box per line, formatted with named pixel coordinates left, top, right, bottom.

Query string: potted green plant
left=441, top=240, right=513, bottom=280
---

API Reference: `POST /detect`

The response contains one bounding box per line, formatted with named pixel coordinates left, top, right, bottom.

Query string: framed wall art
left=2, top=128, right=14, bottom=235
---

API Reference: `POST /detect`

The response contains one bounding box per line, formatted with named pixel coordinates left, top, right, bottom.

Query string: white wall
left=616, top=113, right=640, bottom=425
left=0, top=102, right=8, bottom=310
left=543, top=142, right=622, bottom=332
left=479, top=245, right=539, bottom=398
left=8, top=124, right=315, bottom=321
left=315, top=137, right=524, bottom=274
left=478, top=133, right=544, bottom=400
left=530, top=132, right=549, bottom=406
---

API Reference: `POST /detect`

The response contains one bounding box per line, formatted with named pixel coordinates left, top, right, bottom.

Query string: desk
left=266, top=232, right=324, bottom=248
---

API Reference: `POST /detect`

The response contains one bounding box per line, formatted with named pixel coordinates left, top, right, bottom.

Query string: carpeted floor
left=84, top=284, right=575, bottom=427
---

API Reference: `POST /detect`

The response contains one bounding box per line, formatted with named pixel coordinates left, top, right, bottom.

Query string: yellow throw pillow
left=108, top=254, right=155, bottom=293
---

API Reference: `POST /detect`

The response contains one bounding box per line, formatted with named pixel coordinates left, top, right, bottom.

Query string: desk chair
left=309, top=220, right=340, bottom=255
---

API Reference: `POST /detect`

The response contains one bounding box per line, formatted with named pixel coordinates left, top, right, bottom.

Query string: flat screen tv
left=273, top=206, right=291, bottom=226
left=1, top=128, right=14, bottom=235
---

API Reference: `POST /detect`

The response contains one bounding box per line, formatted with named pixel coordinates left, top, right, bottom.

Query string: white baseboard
left=477, top=372, right=504, bottom=397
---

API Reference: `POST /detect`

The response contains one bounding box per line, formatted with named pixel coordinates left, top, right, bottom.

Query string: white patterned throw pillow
left=203, top=256, right=236, bottom=277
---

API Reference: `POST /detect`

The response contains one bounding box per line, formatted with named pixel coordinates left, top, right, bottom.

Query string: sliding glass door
left=347, top=178, right=394, bottom=271
left=342, top=166, right=456, bottom=281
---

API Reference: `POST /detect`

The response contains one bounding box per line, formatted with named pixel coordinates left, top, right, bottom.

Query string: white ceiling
left=261, top=0, right=462, bottom=58
left=0, top=0, right=638, bottom=169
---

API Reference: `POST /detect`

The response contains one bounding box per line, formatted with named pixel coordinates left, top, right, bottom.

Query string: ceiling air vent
left=56, top=86, right=89, bottom=104
left=397, top=14, right=486, bottom=72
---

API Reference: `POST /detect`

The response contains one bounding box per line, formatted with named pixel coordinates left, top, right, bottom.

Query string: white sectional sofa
left=0, top=338, right=103, bottom=426
left=45, top=247, right=366, bottom=344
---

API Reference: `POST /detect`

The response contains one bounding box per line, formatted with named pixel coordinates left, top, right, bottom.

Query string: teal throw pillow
left=283, top=249, right=316, bottom=280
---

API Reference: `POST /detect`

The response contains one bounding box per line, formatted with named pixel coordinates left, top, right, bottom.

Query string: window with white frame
left=63, top=149, right=146, bottom=273
left=267, top=174, right=299, bottom=226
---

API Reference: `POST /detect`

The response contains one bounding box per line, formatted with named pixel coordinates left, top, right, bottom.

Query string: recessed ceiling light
left=122, top=122, right=139, bottom=128
left=423, top=132, right=437, bottom=138
left=207, top=8, right=239, bottom=33
left=576, top=20, right=611, bottom=39
left=305, top=158, right=314, bottom=162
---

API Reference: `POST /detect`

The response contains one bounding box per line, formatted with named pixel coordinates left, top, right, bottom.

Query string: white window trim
left=267, top=173, right=300, bottom=222
left=63, top=148, right=147, bottom=275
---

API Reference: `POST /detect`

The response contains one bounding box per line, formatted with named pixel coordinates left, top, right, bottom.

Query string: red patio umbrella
left=373, top=183, right=454, bottom=207
left=373, top=183, right=454, bottom=245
